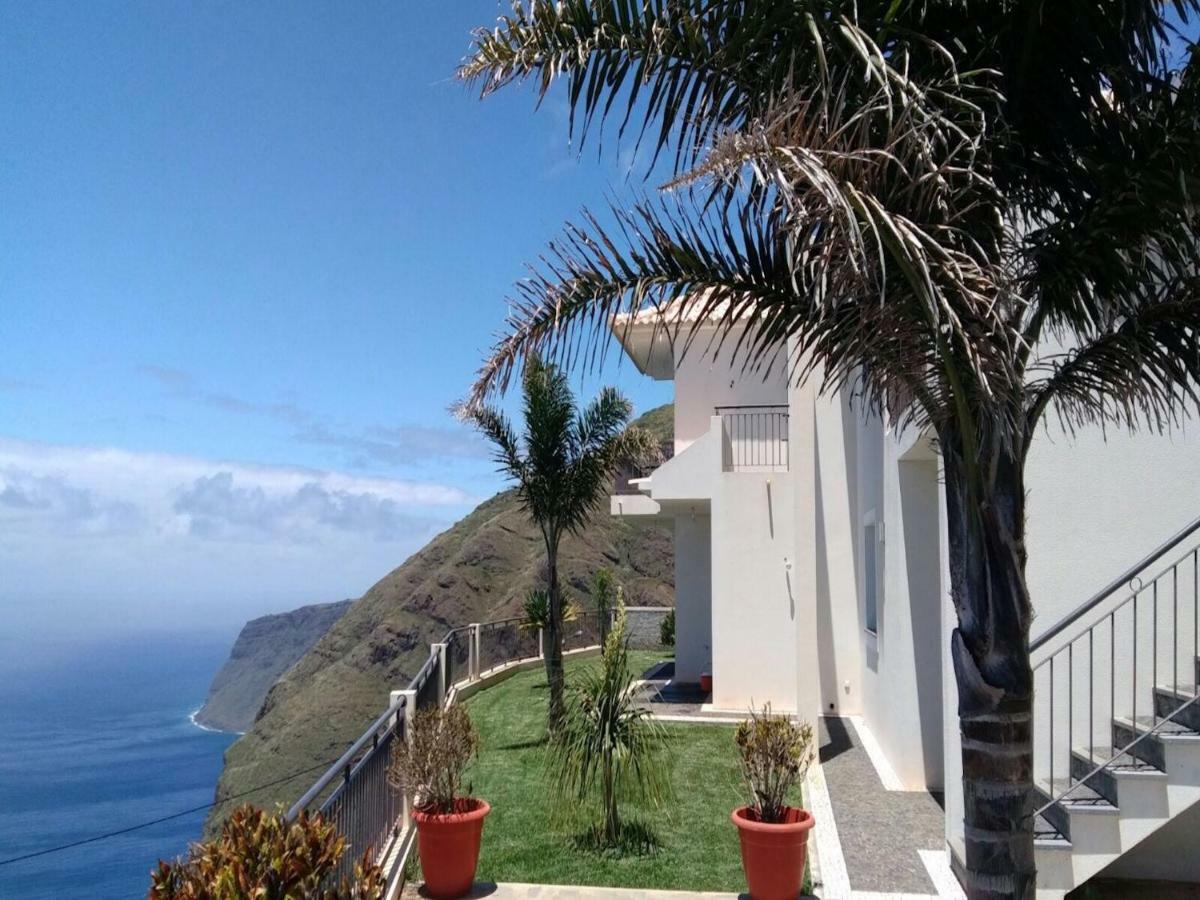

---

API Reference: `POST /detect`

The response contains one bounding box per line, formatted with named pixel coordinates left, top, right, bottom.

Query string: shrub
left=659, top=609, right=675, bottom=647
left=548, top=602, right=670, bottom=849
left=148, top=804, right=384, bottom=899
left=735, top=705, right=814, bottom=824
left=387, top=704, right=478, bottom=814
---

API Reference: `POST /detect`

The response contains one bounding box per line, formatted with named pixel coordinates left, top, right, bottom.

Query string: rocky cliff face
left=204, top=405, right=674, bottom=832
left=195, top=600, right=354, bottom=733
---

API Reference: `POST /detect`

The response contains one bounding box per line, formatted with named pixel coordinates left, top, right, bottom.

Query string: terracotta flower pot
left=412, top=798, right=490, bottom=900
left=731, top=805, right=814, bottom=900
left=699, top=673, right=713, bottom=694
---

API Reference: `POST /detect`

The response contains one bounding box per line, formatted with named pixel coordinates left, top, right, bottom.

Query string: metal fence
left=717, top=404, right=789, bottom=471
left=287, top=698, right=407, bottom=888
left=563, top=611, right=602, bottom=652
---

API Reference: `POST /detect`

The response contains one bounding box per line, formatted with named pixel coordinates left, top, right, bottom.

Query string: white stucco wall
left=709, top=467, right=798, bottom=712
left=1025, top=424, right=1200, bottom=636
left=812, top=390, right=865, bottom=716
left=672, top=330, right=788, bottom=452
left=851, top=421, right=948, bottom=790
left=674, top=515, right=713, bottom=682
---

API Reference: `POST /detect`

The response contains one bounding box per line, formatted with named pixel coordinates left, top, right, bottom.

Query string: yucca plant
left=459, top=3, right=1200, bottom=895
left=149, top=805, right=384, bottom=900
left=548, top=602, right=671, bottom=849
left=522, top=588, right=579, bottom=633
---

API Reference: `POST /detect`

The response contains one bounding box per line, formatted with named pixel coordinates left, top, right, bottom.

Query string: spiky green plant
left=591, top=568, right=616, bottom=647
left=523, top=588, right=580, bottom=632
left=548, top=602, right=671, bottom=848
left=459, top=4, right=1200, bottom=894
left=467, top=355, right=658, bottom=730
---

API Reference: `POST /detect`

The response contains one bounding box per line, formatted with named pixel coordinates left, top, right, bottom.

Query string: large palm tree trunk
left=544, top=542, right=566, bottom=730
left=944, top=444, right=1035, bottom=900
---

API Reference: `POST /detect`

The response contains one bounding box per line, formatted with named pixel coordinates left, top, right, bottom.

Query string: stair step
left=1153, top=684, right=1200, bottom=730
left=1112, top=715, right=1200, bottom=769
left=1035, top=778, right=1117, bottom=840
left=1069, top=746, right=1164, bottom=805
left=1034, top=811, right=1069, bottom=844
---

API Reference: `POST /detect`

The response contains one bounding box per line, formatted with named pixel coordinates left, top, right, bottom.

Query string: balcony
left=717, top=404, right=789, bottom=471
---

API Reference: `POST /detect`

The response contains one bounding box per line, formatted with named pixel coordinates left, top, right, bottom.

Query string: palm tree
left=468, top=355, right=655, bottom=730
left=458, top=4, right=1200, bottom=897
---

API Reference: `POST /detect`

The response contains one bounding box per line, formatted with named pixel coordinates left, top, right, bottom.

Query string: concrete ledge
left=402, top=883, right=756, bottom=899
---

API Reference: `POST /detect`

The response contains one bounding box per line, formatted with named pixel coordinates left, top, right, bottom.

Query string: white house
left=609, top=298, right=1200, bottom=897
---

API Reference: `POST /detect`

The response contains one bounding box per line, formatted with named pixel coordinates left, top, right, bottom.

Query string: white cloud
left=0, top=439, right=479, bottom=639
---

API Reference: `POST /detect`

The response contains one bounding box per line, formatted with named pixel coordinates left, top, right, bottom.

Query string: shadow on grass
left=569, top=818, right=662, bottom=858
left=494, top=736, right=549, bottom=751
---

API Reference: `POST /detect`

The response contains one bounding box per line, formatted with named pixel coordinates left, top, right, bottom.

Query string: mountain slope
left=206, top=405, right=674, bottom=830
left=195, top=600, right=353, bottom=733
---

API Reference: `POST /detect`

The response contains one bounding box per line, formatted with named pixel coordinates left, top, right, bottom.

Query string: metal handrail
left=1033, top=691, right=1200, bottom=819
left=713, top=403, right=789, bottom=410
left=1032, top=515, right=1200, bottom=653
left=288, top=612, right=533, bottom=821
left=287, top=695, right=405, bottom=819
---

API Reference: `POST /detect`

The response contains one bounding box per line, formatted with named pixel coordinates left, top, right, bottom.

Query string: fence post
left=538, top=627, right=544, bottom=659
left=469, top=623, right=481, bottom=681
left=430, top=642, right=448, bottom=707
left=391, top=689, right=417, bottom=825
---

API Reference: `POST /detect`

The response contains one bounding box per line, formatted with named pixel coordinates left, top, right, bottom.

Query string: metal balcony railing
left=717, top=405, right=789, bottom=471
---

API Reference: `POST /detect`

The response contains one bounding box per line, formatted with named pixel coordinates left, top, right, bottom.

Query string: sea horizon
left=0, top=631, right=239, bottom=899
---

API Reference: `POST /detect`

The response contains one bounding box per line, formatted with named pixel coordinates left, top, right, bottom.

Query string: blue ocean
left=0, top=633, right=238, bottom=899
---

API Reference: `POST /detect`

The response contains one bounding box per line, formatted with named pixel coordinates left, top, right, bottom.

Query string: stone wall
left=623, top=606, right=674, bottom=650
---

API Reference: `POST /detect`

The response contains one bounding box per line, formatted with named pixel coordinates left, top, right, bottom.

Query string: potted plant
left=387, top=704, right=487, bottom=900
left=731, top=705, right=816, bottom=900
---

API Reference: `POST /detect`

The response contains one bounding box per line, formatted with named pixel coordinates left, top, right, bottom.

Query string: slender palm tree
left=468, top=355, right=655, bottom=730
left=458, top=4, right=1200, bottom=897
left=549, top=598, right=670, bottom=848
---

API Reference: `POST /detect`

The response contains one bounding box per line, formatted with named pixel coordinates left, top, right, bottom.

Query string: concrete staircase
left=1034, top=660, right=1200, bottom=897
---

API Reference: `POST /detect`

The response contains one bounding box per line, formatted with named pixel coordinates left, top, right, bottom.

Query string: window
left=864, top=513, right=879, bottom=635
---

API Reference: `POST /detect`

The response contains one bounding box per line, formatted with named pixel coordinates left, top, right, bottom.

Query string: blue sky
left=0, top=1, right=671, bottom=642
left=2, top=5, right=1195, bottom=646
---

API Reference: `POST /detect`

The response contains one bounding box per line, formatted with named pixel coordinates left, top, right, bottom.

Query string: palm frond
left=459, top=1, right=900, bottom=175
left=467, top=404, right=526, bottom=483
left=1027, top=282, right=1200, bottom=436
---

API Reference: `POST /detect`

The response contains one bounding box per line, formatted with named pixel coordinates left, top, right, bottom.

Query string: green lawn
left=462, top=651, right=754, bottom=892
